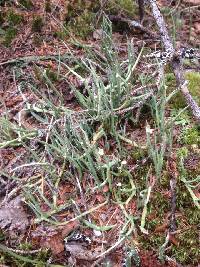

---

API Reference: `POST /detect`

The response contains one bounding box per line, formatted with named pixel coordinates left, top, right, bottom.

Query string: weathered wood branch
left=108, top=15, right=158, bottom=39
left=149, top=0, right=200, bottom=122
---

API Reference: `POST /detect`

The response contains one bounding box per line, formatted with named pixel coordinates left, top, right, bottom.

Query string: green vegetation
left=0, top=2, right=200, bottom=266
left=179, top=126, right=200, bottom=145
left=19, top=0, right=33, bottom=9
left=7, top=10, right=23, bottom=25
left=32, top=16, right=44, bottom=32
left=106, top=0, right=137, bottom=17
left=3, top=27, right=17, bottom=46
left=0, top=10, right=23, bottom=46
left=186, top=72, right=200, bottom=105
left=44, top=0, right=51, bottom=13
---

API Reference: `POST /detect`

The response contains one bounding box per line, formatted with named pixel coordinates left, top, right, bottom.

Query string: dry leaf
left=33, top=221, right=79, bottom=255
left=0, top=196, right=29, bottom=232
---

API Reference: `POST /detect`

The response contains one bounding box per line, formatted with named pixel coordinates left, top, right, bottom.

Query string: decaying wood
left=149, top=0, right=200, bottom=122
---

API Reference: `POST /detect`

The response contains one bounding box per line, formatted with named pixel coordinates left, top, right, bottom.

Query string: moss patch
left=166, top=71, right=200, bottom=110
left=3, top=27, right=17, bottom=46
left=7, top=10, right=23, bottom=25
left=0, top=10, right=24, bottom=46
left=179, top=126, right=200, bottom=146
left=106, top=0, right=137, bottom=17
left=32, top=16, right=44, bottom=32
left=19, top=0, right=34, bottom=9
left=185, top=72, right=200, bottom=105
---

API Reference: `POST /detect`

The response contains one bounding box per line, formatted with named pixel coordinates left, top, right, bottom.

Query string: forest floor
left=0, top=1, right=200, bottom=266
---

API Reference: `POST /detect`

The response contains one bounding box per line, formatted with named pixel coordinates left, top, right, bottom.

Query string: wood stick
left=149, top=0, right=200, bottom=122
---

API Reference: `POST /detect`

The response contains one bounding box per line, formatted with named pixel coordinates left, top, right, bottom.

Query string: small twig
left=108, top=15, right=158, bottom=39
left=0, top=54, right=71, bottom=66
left=4, top=247, right=42, bottom=255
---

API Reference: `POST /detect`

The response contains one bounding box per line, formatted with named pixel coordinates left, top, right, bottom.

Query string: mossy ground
left=0, top=1, right=199, bottom=266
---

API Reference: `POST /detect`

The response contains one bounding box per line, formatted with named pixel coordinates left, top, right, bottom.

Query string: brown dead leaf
left=96, top=194, right=106, bottom=203
left=154, top=223, right=168, bottom=233
left=43, top=233, right=64, bottom=255
left=102, top=185, right=109, bottom=193
left=33, top=220, right=79, bottom=255
left=65, top=243, right=100, bottom=261
left=169, top=234, right=179, bottom=246
left=0, top=196, right=29, bottom=232
left=61, top=221, right=80, bottom=238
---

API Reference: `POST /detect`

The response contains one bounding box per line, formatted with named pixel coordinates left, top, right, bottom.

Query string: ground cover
left=0, top=1, right=200, bottom=266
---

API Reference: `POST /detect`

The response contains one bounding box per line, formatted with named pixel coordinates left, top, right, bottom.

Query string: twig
left=0, top=54, right=71, bottom=66
left=108, top=15, right=158, bottom=39
left=149, top=0, right=200, bottom=122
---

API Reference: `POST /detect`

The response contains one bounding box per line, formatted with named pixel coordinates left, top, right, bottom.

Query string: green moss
left=32, top=16, right=43, bottom=32
left=131, top=147, right=147, bottom=161
left=166, top=73, right=186, bottom=109
left=46, top=68, right=58, bottom=82
left=169, top=72, right=200, bottom=109
left=106, top=0, right=137, bottom=17
left=45, top=0, right=51, bottom=13
left=62, top=1, right=100, bottom=39
left=139, top=234, right=165, bottom=251
left=7, top=10, right=23, bottom=26
left=0, top=11, right=5, bottom=25
left=54, top=29, right=68, bottom=40
left=19, top=0, right=33, bottom=9
left=65, top=10, right=96, bottom=39
left=176, top=182, right=192, bottom=208
left=184, top=208, right=200, bottom=225
left=160, top=171, right=169, bottom=188
left=176, top=147, right=189, bottom=159
left=179, top=126, right=200, bottom=145
left=171, top=228, right=199, bottom=265
left=3, top=27, right=17, bottom=46
left=185, top=72, right=200, bottom=105
left=150, top=192, right=170, bottom=214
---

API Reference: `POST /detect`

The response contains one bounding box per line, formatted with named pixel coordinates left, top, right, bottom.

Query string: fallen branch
left=149, top=0, right=200, bottom=122
left=108, top=15, right=158, bottom=39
